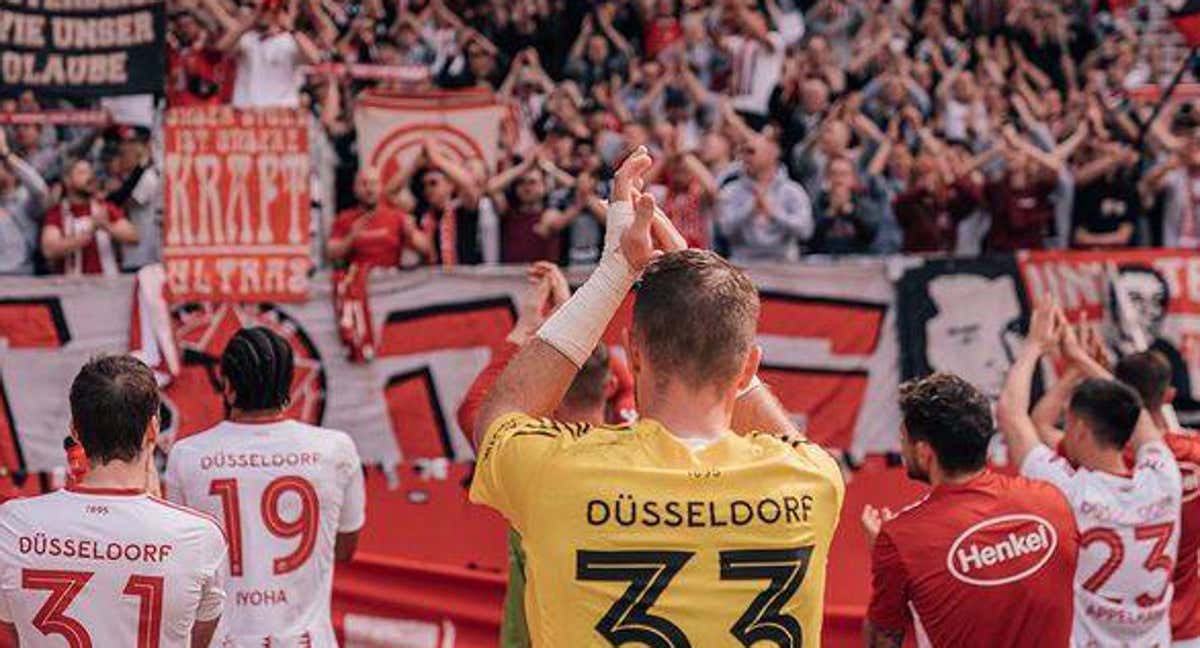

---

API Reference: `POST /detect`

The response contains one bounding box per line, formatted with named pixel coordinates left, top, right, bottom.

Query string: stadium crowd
left=3, top=0, right=1200, bottom=276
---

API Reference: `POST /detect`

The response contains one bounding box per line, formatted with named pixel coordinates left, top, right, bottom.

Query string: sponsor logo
left=1181, top=462, right=1200, bottom=503
left=946, top=514, right=1058, bottom=586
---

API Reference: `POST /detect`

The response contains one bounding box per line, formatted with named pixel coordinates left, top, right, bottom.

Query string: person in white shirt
left=717, top=2, right=785, bottom=129
left=201, top=0, right=322, bottom=108
left=0, top=355, right=227, bottom=647
left=165, top=327, right=366, bottom=647
left=998, top=299, right=1182, bottom=648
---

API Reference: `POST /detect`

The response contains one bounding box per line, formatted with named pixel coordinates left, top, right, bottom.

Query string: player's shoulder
left=170, top=422, right=232, bottom=454
left=746, top=432, right=844, bottom=483
left=488, top=412, right=625, bottom=444
left=144, top=495, right=227, bottom=544
left=1164, top=431, right=1200, bottom=461
left=0, top=490, right=65, bottom=520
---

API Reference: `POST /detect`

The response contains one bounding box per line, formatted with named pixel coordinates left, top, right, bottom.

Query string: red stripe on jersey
left=65, top=485, right=146, bottom=496
left=148, top=496, right=229, bottom=546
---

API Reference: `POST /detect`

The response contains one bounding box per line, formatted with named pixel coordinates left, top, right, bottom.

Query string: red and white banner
left=162, top=107, right=311, bottom=302
left=354, top=89, right=505, bottom=183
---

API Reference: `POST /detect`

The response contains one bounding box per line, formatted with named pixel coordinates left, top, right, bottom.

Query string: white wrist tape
left=603, top=200, right=635, bottom=256
left=737, top=375, right=764, bottom=398
left=537, top=250, right=636, bottom=367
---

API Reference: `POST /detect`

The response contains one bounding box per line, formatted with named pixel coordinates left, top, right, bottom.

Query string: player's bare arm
left=862, top=620, right=904, bottom=648
left=191, top=617, right=220, bottom=648
left=1030, top=365, right=1079, bottom=448
left=1030, top=313, right=1113, bottom=448
left=473, top=149, right=674, bottom=446
left=731, top=378, right=802, bottom=439
left=997, top=298, right=1063, bottom=468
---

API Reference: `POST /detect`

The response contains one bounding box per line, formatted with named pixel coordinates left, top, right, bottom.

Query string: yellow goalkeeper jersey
left=470, top=413, right=845, bottom=648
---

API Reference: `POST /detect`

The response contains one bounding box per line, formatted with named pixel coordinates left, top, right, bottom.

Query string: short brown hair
left=633, top=250, right=759, bottom=390
left=70, top=355, right=160, bottom=464
left=1114, top=351, right=1172, bottom=409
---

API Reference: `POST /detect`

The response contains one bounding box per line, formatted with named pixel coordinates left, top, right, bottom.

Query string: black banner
left=0, top=0, right=165, bottom=98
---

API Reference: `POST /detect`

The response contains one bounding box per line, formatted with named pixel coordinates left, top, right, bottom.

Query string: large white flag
left=354, top=89, right=505, bottom=183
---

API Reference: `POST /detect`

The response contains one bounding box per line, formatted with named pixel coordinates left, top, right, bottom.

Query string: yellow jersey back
left=470, top=413, right=845, bottom=647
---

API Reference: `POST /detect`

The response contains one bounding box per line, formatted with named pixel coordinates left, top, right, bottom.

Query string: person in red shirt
left=893, top=154, right=982, bottom=253
left=862, top=373, right=1079, bottom=647
left=327, top=166, right=431, bottom=268
left=983, top=147, right=1059, bottom=252
left=488, top=154, right=570, bottom=264
left=41, top=159, right=138, bottom=276
left=651, top=152, right=717, bottom=250
left=1114, top=351, right=1200, bottom=647
left=166, top=10, right=235, bottom=107
left=643, top=0, right=682, bottom=58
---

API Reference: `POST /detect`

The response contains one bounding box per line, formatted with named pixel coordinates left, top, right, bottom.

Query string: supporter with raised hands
left=201, top=0, right=323, bottom=108
left=997, top=298, right=1181, bottom=647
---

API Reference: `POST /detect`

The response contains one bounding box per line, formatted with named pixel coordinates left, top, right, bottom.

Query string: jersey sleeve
left=1134, top=440, right=1183, bottom=495
left=337, top=436, right=366, bottom=533
left=469, top=413, right=577, bottom=533
left=1020, top=443, right=1078, bottom=498
left=867, top=530, right=912, bottom=631
left=195, top=528, right=228, bottom=623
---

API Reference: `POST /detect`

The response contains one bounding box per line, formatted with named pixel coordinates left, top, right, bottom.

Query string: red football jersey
left=1165, top=431, right=1200, bottom=641
left=868, top=470, right=1079, bottom=647
left=330, top=206, right=412, bottom=268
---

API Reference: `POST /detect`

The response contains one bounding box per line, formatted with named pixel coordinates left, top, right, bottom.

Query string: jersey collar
left=65, top=484, right=146, bottom=496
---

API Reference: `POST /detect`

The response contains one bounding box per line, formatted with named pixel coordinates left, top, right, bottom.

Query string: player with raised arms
left=1112, top=351, right=1200, bottom=647
left=164, top=327, right=366, bottom=647
left=469, top=147, right=845, bottom=646
left=0, top=355, right=228, bottom=647
left=998, top=300, right=1182, bottom=647
left=861, top=369, right=1079, bottom=648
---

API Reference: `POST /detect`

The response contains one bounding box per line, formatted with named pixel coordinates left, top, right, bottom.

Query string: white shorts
left=1175, top=637, right=1200, bottom=648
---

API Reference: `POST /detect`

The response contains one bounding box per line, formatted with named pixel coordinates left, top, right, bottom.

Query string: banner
left=897, top=249, right=1200, bottom=423
left=354, top=89, right=505, bottom=185
left=0, top=262, right=899, bottom=477
left=0, top=0, right=165, bottom=97
left=162, top=107, right=311, bottom=302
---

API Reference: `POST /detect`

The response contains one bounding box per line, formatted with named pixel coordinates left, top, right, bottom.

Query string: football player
left=165, top=327, right=366, bottom=647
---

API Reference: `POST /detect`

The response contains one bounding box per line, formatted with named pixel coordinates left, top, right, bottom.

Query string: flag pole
left=1137, top=46, right=1199, bottom=150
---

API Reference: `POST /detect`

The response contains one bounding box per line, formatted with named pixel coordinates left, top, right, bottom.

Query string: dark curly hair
left=899, top=373, right=994, bottom=475
left=220, top=327, right=294, bottom=413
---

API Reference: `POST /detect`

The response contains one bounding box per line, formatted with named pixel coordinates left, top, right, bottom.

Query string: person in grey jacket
left=0, top=129, right=49, bottom=275
left=716, top=134, right=813, bottom=262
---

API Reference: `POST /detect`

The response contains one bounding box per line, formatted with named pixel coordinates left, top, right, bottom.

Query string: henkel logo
left=1181, top=462, right=1199, bottom=503
left=946, top=514, right=1058, bottom=587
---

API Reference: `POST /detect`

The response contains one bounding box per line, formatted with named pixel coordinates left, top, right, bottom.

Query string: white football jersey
left=1023, top=442, right=1182, bottom=647
left=164, top=419, right=366, bottom=648
left=0, top=485, right=227, bottom=647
